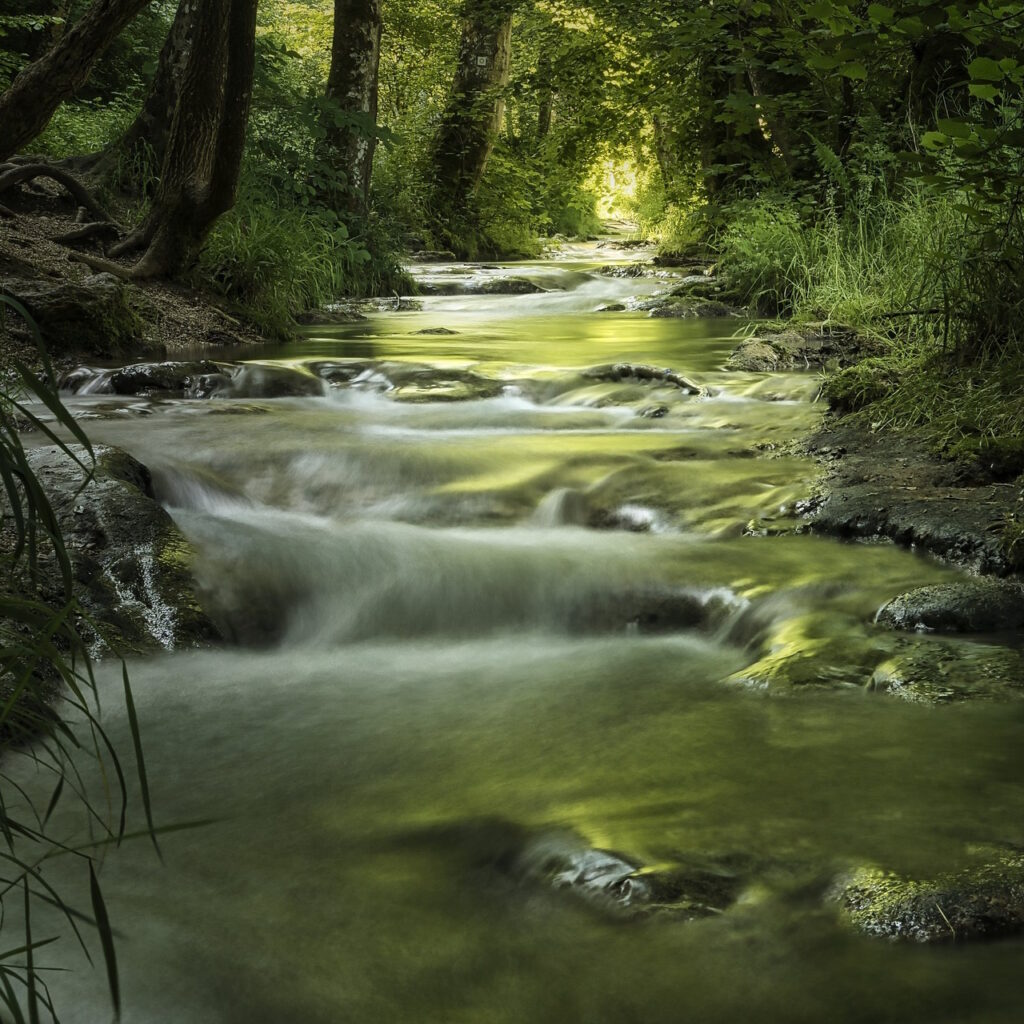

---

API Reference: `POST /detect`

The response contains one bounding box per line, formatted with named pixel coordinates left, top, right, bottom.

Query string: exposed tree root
left=67, top=252, right=135, bottom=280
left=0, top=163, right=117, bottom=224
left=53, top=222, right=122, bottom=248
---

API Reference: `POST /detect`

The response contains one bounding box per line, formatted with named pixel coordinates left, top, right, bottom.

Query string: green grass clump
left=820, top=357, right=908, bottom=414
left=718, top=188, right=959, bottom=333
left=198, top=195, right=407, bottom=336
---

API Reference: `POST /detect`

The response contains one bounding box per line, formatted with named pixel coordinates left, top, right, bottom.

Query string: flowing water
left=19, top=244, right=1024, bottom=1022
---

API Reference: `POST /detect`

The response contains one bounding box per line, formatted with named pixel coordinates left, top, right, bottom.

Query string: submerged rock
left=22, top=445, right=217, bottom=653
left=868, top=642, right=1024, bottom=703
left=833, top=849, right=1024, bottom=942
left=876, top=578, right=1024, bottom=634
left=413, top=327, right=460, bottom=335
left=222, top=363, right=325, bottom=399
left=510, top=830, right=746, bottom=921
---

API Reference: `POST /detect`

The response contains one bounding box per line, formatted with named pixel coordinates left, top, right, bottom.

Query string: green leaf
left=89, top=862, right=120, bottom=1020
left=867, top=3, right=894, bottom=24
left=968, top=56, right=1004, bottom=82
left=969, top=83, right=1001, bottom=101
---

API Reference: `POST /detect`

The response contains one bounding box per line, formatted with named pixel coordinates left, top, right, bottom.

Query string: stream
left=20, top=242, right=1024, bottom=1022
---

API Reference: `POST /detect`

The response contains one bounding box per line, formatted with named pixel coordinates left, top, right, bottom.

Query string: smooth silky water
left=19, top=247, right=1024, bottom=1022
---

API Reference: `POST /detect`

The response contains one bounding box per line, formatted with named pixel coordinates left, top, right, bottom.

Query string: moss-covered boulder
left=876, top=578, right=1024, bottom=634
left=1, top=273, right=149, bottom=357
left=868, top=641, right=1024, bottom=703
left=832, top=849, right=1024, bottom=942
left=24, top=444, right=218, bottom=653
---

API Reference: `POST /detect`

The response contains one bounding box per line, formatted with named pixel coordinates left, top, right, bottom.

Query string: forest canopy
left=1, top=0, right=1023, bottom=396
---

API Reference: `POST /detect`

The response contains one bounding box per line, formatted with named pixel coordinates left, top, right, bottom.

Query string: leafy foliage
left=0, top=295, right=157, bottom=1022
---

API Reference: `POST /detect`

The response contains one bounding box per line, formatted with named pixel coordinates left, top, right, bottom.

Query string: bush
left=198, top=194, right=405, bottom=336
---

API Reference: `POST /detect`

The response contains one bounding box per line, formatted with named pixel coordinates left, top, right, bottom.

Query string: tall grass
left=718, top=187, right=962, bottom=341
left=198, top=194, right=408, bottom=337
left=1, top=295, right=156, bottom=1022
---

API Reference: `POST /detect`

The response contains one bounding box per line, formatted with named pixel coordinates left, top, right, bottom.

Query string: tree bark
left=0, top=0, right=152, bottom=161
left=122, top=0, right=257, bottom=278
left=431, top=0, right=516, bottom=211
left=101, top=0, right=197, bottom=183
left=536, top=56, right=554, bottom=142
left=323, top=0, right=383, bottom=218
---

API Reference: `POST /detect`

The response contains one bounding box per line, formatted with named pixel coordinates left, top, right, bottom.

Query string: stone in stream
left=509, top=830, right=748, bottom=921
left=831, top=847, right=1024, bottom=943
left=875, top=578, right=1024, bottom=634
left=17, top=445, right=218, bottom=653
left=654, top=299, right=738, bottom=319
left=413, top=327, right=460, bottom=335
left=867, top=642, right=1024, bottom=703
left=61, top=360, right=230, bottom=398
left=222, top=363, right=326, bottom=399
left=595, top=302, right=626, bottom=313
left=582, top=362, right=709, bottom=396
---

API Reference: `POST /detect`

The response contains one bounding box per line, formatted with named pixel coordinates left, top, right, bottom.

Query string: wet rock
left=294, top=306, right=367, bottom=325
left=649, top=298, right=738, bottom=319
left=573, top=586, right=739, bottom=634
left=21, top=445, right=217, bottom=653
left=595, top=303, right=626, bottom=313
left=669, top=276, right=731, bottom=301
left=413, top=327, right=460, bottom=335
left=222, top=363, right=325, bottom=399
left=810, top=485, right=1012, bottom=575
left=409, top=249, right=457, bottom=262
left=475, top=276, right=545, bottom=296
left=832, top=850, right=1024, bottom=942
left=727, top=325, right=870, bottom=372
left=639, top=404, right=670, bottom=419
left=867, top=642, right=1024, bottom=703
left=600, top=262, right=655, bottom=279
left=61, top=360, right=230, bottom=398
left=1, top=273, right=149, bottom=356
left=726, top=339, right=784, bottom=372
left=510, top=830, right=745, bottom=921
left=877, top=578, right=1024, bottom=634
left=583, top=362, right=709, bottom=396
left=385, top=363, right=504, bottom=402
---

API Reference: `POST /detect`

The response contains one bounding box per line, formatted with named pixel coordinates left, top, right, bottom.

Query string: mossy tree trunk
left=114, top=0, right=257, bottom=279
left=0, top=0, right=151, bottom=161
left=322, top=0, right=383, bottom=218
left=431, top=0, right=516, bottom=215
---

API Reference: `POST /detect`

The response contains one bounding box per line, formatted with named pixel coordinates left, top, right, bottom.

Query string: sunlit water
left=17, top=246, right=1024, bottom=1022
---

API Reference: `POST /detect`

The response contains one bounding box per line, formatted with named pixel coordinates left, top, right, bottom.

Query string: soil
left=0, top=175, right=270, bottom=383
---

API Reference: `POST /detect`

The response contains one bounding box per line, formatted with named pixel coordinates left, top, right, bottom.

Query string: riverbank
left=0, top=179, right=275, bottom=382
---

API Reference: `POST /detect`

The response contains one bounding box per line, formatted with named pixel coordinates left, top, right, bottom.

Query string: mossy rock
left=833, top=848, right=1024, bottom=942
left=876, top=578, right=1024, bottom=633
left=868, top=641, right=1024, bottom=703
left=1, top=273, right=150, bottom=357
left=820, top=358, right=901, bottom=411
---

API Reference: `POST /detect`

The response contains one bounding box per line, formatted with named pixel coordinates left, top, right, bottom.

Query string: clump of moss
left=820, top=357, right=904, bottom=413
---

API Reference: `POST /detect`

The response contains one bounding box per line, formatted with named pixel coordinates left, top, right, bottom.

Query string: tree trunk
left=101, top=0, right=197, bottom=183
left=431, top=0, right=516, bottom=210
left=536, top=57, right=554, bottom=142
left=0, top=0, right=151, bottom=161
left=323, top=0, right=383, bottom=217
left=124, top=0, right=257, bottom=278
